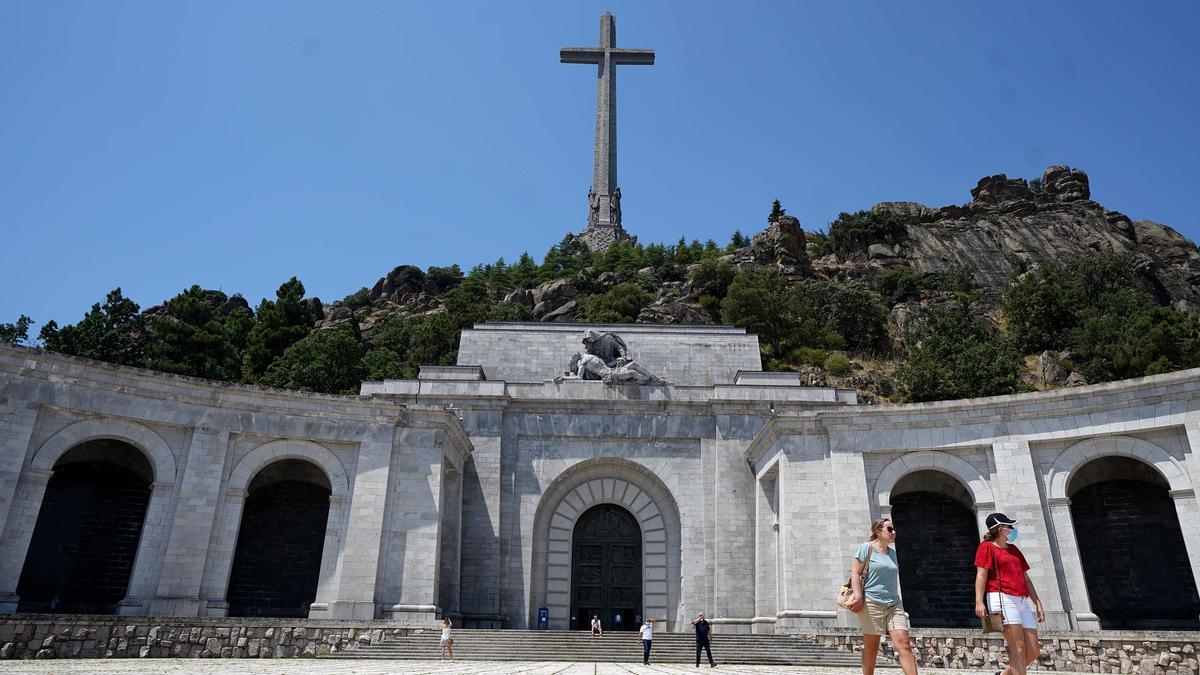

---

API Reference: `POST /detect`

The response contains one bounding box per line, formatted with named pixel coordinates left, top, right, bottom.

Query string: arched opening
left=227, top=459, right=331, bottom=617
left=1069, top=456, right=1200, bottom=629
left=570, top=504, right=641, bottom=631
left=889, top=470, right=978, bottom=627
left=17, top=440, right=153, bottom=614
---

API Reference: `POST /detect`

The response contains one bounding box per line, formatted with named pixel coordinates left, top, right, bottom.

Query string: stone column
left=148, top=427, right=230, bottom=616
left=117, top=481, right=177, bottom=615
left=1044, top=497, right=1100, bottom=630
left=309, top=423, right=396, bottom=620
left=990, top=439, right=1069, bottom=629
left=377, top=426, right=446, bottom=626
left=0, top=468, right=52, bottom=613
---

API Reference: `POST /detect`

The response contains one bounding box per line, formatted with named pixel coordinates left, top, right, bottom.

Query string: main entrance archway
left=531, top=459, right=682, bottom=630
left=571, top=504, right=641, bottom=631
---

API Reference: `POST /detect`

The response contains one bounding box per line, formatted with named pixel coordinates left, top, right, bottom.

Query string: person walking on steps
left=845, top=517, right=918, bottom=675
left=439, top=617, right=454, bottom=661
left=693, top=612, right=716, bottom=668
left=974, top=512, right=1045, bottom=675
left=591, top=614, right=603, bottom=637
left=639, top=617, right=655, bottom=664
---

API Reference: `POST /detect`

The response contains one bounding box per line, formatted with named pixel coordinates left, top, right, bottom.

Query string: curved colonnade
left=2, top=342, right=1199, bottom=632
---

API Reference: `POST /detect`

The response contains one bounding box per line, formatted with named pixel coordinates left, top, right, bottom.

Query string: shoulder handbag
left=981, top=543, right=1004, bottom=633
left=837, top=542, right=874, bottom=610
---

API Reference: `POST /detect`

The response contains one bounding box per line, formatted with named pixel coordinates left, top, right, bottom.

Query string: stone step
left=321, top=629, right=867, bottom=665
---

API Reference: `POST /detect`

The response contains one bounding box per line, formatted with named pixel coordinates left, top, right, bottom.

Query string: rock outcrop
left=838, top=166, right=1200, bottom=311
left=735, top=214, right=811, bottom=277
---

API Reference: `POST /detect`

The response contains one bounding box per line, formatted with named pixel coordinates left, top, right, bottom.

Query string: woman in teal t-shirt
left=846, top=518, right=918, bottom=675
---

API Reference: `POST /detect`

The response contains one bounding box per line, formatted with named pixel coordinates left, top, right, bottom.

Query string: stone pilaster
left=711, top=422, right=758, bottom=633
left=377, top=426, right=448, bottom=625
left=1045, top=496, right=1100, bottom=630
left=437, top=462, right=464, bottom=618
left=753, top=464, right=780, bottom=634
left=830, top=449, right=874, bottom=629
left=989, top=439, right=1069, bottom=629
left=458, top=411, right=503, bottom=625
left=309, top=423, right=395, bottom=620
left=0, top=398, right=38, bottom=545
left=149, top=427, right=230, bottom=616
left=776, top=431, right=841, bottom=631
left=117, top=481, right=177, bottom=615
left=0, top=468, right=51, bottom=613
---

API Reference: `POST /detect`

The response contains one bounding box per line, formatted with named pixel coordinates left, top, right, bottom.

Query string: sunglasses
left=885, top=527, right=896, bottom=533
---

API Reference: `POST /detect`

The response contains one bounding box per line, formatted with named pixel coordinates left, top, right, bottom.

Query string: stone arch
left=888, top=469, right=980, bottom=628
left=874, top=451, right=993, bottom=511
left=32, top=418, right=178, bottom=485
left=531, top=458, right=682, bottom=631
left=1047, top=435, right=1190, bottom=501
left=228, top=440, right=349, bottom=498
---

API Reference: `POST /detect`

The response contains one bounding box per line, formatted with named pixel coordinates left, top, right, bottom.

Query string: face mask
left=1008, top=528, right=1019, bottom=542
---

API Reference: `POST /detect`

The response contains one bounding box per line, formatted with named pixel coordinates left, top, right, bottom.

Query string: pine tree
left=769, top=199, right=786, bottom=224
left=242, top=277, right=314, bottom=383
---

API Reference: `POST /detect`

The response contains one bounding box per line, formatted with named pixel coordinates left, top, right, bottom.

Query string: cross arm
left=611, top=49, right=655, bottom=65
left=560, top=48, right=605, bottom=64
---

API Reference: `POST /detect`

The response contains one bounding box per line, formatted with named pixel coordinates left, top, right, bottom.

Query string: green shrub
left=793, top=280, right=888, bottom=352
left=791, top=347, right=827, bottom=367
left=260, top=324, right=365, bottom=394
left=576, top=283, right=654, bottom=323
left=807, top=230, right=831, bottom=258
left=896, top=298, right=1024, bottom=402
left=824, top=352, right=851, bottom=376
left=1003, top=253, right=1147, bottom=354
left=343, top=287, right=371, bottom=309
left=876, top=267, right=926, bottom=306
left=688, top=258, right=737, bottom=299
left=828, top=210, right=911, bottom=256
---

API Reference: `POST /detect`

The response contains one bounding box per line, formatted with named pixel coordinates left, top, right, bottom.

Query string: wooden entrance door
left=571, top=504, right=641, bottom=630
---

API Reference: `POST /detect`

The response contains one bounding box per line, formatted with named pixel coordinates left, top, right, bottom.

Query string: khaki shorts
left=856, top=601, right=910, bottom=636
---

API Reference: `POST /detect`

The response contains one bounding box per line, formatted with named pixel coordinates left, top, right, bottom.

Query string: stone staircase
left=323, top=628, right=870, bottom=666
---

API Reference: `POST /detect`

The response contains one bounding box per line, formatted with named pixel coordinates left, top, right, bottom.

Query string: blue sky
left=3, top=1, right=1198, bottom=329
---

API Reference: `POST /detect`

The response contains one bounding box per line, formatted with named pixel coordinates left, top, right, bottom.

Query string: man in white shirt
left=638, top=618, right=655, bottom=664
left=590, top=614, right=602, bottom=637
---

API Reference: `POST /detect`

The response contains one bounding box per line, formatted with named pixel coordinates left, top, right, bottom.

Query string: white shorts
left=987, top=592, right=1036, bottom=629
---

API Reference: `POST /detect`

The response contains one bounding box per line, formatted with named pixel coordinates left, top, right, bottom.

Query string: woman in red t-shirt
left=974, top=513, right=1045, bottom=675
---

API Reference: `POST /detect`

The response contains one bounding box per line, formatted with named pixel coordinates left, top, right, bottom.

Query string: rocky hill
left=18, top=165, right=1198, bottom=403
left=313, top=165, right=1196, bottom=332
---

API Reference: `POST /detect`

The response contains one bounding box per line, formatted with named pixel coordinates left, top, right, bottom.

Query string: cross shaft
left=561, top=13, right=654, bottom=230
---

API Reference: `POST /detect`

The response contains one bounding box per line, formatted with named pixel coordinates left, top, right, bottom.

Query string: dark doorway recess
left=1070, top=456, right=1200, bottom=629
left=891, top=489, right=979, bottom=627
left=571, top=504, right=641, bottom=631
left=227, top=460, right=331, bottom=618
left=17, top=440, right=153, bottom=614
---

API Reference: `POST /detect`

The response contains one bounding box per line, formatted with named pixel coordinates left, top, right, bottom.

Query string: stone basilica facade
left=2, top=323, right=1200, bottom=633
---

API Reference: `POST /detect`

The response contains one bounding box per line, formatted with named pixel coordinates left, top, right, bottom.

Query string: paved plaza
left=0, top=660, right=996, bottom=675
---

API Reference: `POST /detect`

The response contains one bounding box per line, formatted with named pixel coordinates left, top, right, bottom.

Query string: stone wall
left=813, top=629, right=1200, bottom=673
left=0, top=616, right=416, bottom=659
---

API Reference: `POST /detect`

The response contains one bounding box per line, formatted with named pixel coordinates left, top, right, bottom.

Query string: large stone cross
left=561, top=12, right=653, bottom=231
